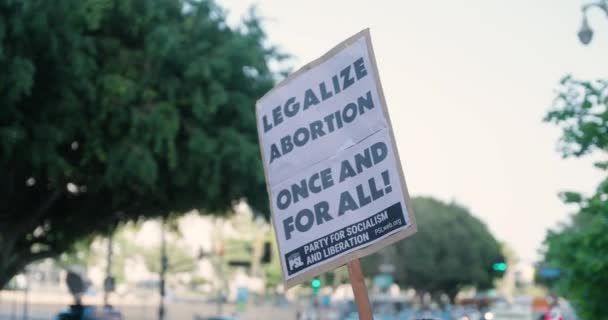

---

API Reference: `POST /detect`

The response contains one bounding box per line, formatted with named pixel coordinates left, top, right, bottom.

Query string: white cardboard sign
left=256, top=29, right=417, bottom=289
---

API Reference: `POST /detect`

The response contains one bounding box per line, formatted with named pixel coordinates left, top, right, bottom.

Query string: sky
left=220, top=0, right=608, bottom=262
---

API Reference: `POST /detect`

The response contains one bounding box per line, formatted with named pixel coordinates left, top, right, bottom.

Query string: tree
left=0, top=0, right=280, bottom=289
left=362, top=197, right=502, bottom=302
left=541, top=76, right=608, bottom=319
left=58, top=221, right=195, bottom=284
left=263, top=230, right=282, bottom=290
left=141, top=242, right=196, bottom=275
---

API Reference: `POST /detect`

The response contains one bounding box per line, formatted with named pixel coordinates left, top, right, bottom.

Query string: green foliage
left=58, top=223, right=196, bottom=283
left=263, top=234, right=282, bottom=290
left=544, top=76, right=608, bottom=157
left=106, top=228, right=141, bottom=284
left=0, top=0, right=279, bottom=288
left=362, top=197, right=502, bottom=301
left=223, top=238, right=254, bottom=262
left=542, top=76, right=608, bottom=319
left=142, top=242, right=196, bottom=274
left=57, top=236, right=98, bottom=269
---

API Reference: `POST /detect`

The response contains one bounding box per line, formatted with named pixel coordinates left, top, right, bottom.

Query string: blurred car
left=55, top=305, right=122, bottom=320
left=408, top=310, right=445, bottom=320
left=339, top=294, right=413, bottom=320
left=342, top=300, right=457, bottom=320
left=540, top=308, right=563, bottom=320
left=531, top=297, right=578, bottom=320
left=486, top=303, right=533, bottom=320
left=451, top=306, right=482, bottom=320
left=540, top=303, right=580, bottom=320
left=194, top=316, right=239, bottom=320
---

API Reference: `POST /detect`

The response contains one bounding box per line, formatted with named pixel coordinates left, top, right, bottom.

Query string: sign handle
left=347, top=259, right=373, bottom=320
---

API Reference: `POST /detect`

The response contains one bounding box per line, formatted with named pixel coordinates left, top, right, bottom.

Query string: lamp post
left=22, top=268, right=29, bottom=320
left=158, top=217, right=168, bottom=320
left=103, top=235, right=114, bottom=307
left=578, top=0, right=608, bottom=44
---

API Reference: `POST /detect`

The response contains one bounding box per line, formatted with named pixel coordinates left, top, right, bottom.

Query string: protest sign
left=256, top=29, right=417, bottom=289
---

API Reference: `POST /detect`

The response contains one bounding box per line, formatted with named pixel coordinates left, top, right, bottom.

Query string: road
left=0, top=291, right=296, bottom=320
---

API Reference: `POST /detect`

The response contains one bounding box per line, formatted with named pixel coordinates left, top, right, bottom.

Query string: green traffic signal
left=312, top=278, right=320, bottom=295
left=493, top=262, right=507, bottom=272
left=311, top=278, right=321, bottom=288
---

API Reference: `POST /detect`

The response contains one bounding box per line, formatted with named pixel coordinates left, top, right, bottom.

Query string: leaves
left=362, top=197, right=502, bottom=300
left=542, top=75, right=608, bottom=319
left=545, top=76, right=608, bottom=157
left=559, top=191, right=583, bottom=204
left=0, top=0, right=280, bottom=288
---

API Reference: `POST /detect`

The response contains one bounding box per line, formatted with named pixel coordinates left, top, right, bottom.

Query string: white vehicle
left=337, top=294, right=412, bottom=320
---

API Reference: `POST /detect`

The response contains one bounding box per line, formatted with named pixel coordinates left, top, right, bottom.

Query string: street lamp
left=578, top=0, right=608, bottom=45
left=578, top=15, right=594, bottom=44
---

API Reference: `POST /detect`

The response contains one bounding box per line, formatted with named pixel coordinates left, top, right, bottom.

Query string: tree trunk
left=0, top=238, right=18, bottom=289
left=0, top=190, right=63, bottom=288
left=0, top=255, right=19, bottom=289
left=447, top=288, right=459, bottom=304
left=0, top=243, right=56, bottom=290
left=0, top=272, right=11, bottom=290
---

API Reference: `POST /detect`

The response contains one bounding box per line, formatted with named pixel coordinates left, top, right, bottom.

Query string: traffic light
left=493, top=262, right=507, bottom=272
left=228, top=260, right=252, bottom=268
left=261, top=242, right=272, bottom=264
left=492, top=255, right=507, bottom=275
left=311, top=278, right=321, bottom=295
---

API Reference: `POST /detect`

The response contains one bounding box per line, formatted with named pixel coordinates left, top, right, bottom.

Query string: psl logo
left=287, top=252, right=304, bottom=271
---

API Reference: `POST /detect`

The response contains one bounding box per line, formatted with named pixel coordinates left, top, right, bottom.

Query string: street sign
left=373, top=274, right=394, bottom=290
left=538, top=266, right=561, bottom=279
left=256, top=29, right=417, bottom=289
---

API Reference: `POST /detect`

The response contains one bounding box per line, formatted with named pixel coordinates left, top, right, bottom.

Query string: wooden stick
left=347, top=259, right=373, bottom=320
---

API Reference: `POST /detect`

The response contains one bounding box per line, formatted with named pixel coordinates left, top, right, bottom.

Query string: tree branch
left=14, top=189, right=62, bottom=237
left=2, top=190, right=62, bottom=268
left=0, top=248, right=58, bottom=289
left=24, top=250, right=58, bottom=264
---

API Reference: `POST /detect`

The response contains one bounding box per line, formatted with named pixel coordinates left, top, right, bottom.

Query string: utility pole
left=22, top=269, right=29, bottom=320
left=158, top=217, right=168, bottom=320
left=10, top=290, right=16, bottom=320
left=103, top=234, right=114, bottom=306
left=217, top=248, right=223, bottom=315
left=215, top=219, right=225, bottom=316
